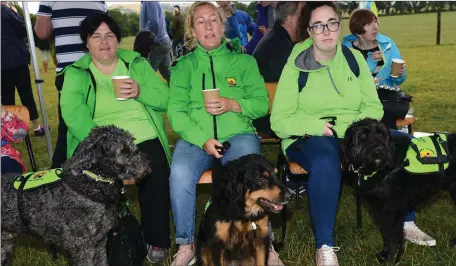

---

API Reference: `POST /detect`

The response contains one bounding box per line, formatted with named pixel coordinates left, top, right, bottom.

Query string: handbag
left=107, top=198, right=147, bottom=266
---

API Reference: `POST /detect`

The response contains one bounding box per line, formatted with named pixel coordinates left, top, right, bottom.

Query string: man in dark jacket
left=253, top=1, right=307, bottom=82
left=1, top=2, right=45, bottom=136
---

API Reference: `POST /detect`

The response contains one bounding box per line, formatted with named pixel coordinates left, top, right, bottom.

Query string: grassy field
left=9, top=12, right=456, bottom=265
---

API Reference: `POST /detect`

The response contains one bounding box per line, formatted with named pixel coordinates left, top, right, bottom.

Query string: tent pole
left=22, top=2, right=54, bottom=160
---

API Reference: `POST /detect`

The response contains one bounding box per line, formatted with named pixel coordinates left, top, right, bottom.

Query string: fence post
left=436, top=10, right=441, bottom=45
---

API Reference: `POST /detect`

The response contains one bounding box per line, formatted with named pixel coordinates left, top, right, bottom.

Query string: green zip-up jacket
left=271, top=39, right=384, bottom=153
left=60, top=48, right=171, bottom=163
left=168, top=40, right=269, bottom=148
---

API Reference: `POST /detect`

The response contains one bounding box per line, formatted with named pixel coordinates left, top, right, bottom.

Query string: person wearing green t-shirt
left=60, top=13, right=171, bottom=263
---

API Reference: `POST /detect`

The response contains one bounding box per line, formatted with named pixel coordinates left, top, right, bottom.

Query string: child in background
left=1, top=105, right=29, bottom=174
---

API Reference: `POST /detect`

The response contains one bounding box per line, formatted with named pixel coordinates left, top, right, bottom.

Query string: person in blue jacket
left=246, top=1, right=278, bottom=55
left=217, top=1, right=257, bottom=54
left=343, top=8, right=437, bottom=248
left=342, top=8, right=406, bottom=87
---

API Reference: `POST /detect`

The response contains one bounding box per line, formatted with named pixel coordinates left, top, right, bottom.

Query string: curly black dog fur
left=1, top=126, right=151, bottom=266
left=341, top=118, right=456, bottom=263
left=197, top=154, right=293, bottom=266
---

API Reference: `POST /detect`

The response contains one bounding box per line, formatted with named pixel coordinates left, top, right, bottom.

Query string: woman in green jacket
left=60, top=13, right=171, bottom=263
left=167, top=2, right=274, bottom=265
left=270, top=2, right=383, bottom=266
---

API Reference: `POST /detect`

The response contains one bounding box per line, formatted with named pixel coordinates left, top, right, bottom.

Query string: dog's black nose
left=375, top=147, right=383, bottom=154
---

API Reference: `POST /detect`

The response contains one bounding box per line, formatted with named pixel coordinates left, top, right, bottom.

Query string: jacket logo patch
left=348, top=76, right=353, bottom=81
left=226, top=77, right=237, bottom=86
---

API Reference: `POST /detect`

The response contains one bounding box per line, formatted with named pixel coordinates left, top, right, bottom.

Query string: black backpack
left=107, top=198, right=147, bottom=266
left=253, top=45, right=360, bottom=138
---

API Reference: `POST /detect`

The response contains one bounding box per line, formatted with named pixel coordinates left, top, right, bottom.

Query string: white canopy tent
left=22, top=2, right=53, bottom=159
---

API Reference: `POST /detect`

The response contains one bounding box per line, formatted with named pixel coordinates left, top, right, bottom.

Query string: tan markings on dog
left=263, top=171, right=270, bottom=177
left=245, top=190, right=264, bottom=217
left=274, top=168, right=278, bottom=174
left=246, top=186, right=282, bottom=216
left=215, top=221, right=231, bottom=243
left=201, top=247, right=213, bottom=266
left=255, top=242, right=267, bottom=266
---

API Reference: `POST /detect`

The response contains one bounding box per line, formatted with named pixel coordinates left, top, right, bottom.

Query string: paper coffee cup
left=112, top=76, right=130, bottom=101
left=390, top=59, right=405, bottom=78
left=202, top=88, right=220, bottom=103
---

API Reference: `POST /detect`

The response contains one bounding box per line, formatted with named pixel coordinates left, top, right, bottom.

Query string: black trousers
left=137, top=138, right=171, bottom=248
left=51, top=74, right=68, bottom=168
left=1, top=65, right=39, bottom=121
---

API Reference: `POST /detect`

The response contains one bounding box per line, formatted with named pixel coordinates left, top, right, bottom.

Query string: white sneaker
left=316, top=245, right=340, bottom=266
left=268, top=244, right=285, bottom=266
left=404, top=221, right=436, bottom=246
left=170, top=245, right=197, bottom=266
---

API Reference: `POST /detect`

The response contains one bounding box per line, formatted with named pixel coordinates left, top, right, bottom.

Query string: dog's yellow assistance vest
left=404, top=134, right=450, bottom=174
left=13, top=169, right=63, bottom=191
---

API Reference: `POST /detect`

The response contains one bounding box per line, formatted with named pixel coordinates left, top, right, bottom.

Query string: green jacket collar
left=66, top=48, right=142, bottom=71
left=291, top=38, right=343, bottom=72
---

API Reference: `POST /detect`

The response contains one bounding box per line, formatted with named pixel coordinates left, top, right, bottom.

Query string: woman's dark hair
left=79, top=12, right=122, bottom=45
left=349, top=9, right=378, bottom=35
left=299, top=1, right=339, bottom=39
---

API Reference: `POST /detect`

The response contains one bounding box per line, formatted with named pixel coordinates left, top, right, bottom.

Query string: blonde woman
left=167, top=1, right=286, bottom=265
left=171, top=5, right=185, bottom=58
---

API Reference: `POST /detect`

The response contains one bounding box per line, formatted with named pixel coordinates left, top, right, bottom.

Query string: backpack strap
left=298, top=71, right=309, bottom=93
left=297, top=45, right=359, bottom=93
left=342, top=45, right=360, bottom=78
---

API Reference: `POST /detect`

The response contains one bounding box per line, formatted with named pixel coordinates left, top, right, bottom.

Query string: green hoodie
left=271, top=39, right=384, bottom=153
left=60, top=48, right=171, bottom=163
left=168, top=40, right=269, bottom=148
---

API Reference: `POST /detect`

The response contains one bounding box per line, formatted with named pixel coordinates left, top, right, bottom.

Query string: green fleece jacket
left=60, top=48, right=171, bottom=163
left=168, top=40, right=269, bottom=148
left=271, top=39, right=384, bottom=153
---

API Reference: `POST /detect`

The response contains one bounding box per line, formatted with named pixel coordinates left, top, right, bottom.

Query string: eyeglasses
left=308, top=21, right=340, bottom=35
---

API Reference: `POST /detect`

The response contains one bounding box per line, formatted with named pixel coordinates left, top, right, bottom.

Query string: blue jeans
left=286, top=136, right=341, bottom=248
left=390, top=129, right=416, bottom=222
left=170, top=133, right=260, bottom=245
left=172, top=39, right=184, bottom=58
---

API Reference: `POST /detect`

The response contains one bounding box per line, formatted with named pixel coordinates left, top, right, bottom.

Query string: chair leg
left=25, top=136, right=37, bottom=172
left=277, top=152, right=287, bottom=247
left=50, top=244, right=58, bottom=261
left=356, top=187, right=362, bottom=229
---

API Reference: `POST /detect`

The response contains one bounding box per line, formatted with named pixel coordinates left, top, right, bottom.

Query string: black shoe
left=34, top=125, right=51, bottom=137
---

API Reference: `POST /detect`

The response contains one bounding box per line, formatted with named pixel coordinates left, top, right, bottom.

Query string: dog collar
left=83, top=170, right=114, bottom=184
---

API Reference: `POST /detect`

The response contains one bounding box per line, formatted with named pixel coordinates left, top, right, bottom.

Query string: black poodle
left=1, top=126, right=151, bottom=266
left=197, top=154, right=293, bottom=266
left=341, top=118, right=456, bottom=263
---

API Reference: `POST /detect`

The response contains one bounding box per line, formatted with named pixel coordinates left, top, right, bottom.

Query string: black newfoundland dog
left=197, top=154, right=293, bottom=266
left=341, top=118, right=456, bottom=263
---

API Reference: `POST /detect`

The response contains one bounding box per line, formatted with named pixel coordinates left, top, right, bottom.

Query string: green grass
left=10, top=12, right=456, bottom=265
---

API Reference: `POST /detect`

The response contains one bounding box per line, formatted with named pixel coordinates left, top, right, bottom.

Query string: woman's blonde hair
left=173, top=6, right=180, bottom=16
left=184, top=1, right=225, bottom=50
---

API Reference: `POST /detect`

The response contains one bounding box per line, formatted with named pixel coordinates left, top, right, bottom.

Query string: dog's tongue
left=259, top=199, right=283, bottom=212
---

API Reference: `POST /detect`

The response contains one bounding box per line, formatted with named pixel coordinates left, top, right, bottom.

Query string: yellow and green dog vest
left=404, top=134, right=450, bottom=174
left=13, top=169, right=63, bottom=191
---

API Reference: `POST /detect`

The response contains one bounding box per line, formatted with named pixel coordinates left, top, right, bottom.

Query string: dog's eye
left=259, top=177, right=267, bottom=183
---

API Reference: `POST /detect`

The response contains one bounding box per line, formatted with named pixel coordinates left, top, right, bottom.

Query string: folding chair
left=3, top=105, right=38, bottom=172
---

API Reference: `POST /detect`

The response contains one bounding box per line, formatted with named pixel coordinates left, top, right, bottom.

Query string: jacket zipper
left=326, top=68, right=341, bottom=95
left=209, top=54, right=216, bottom=88
left=88, top=69, right=97, bottom=119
